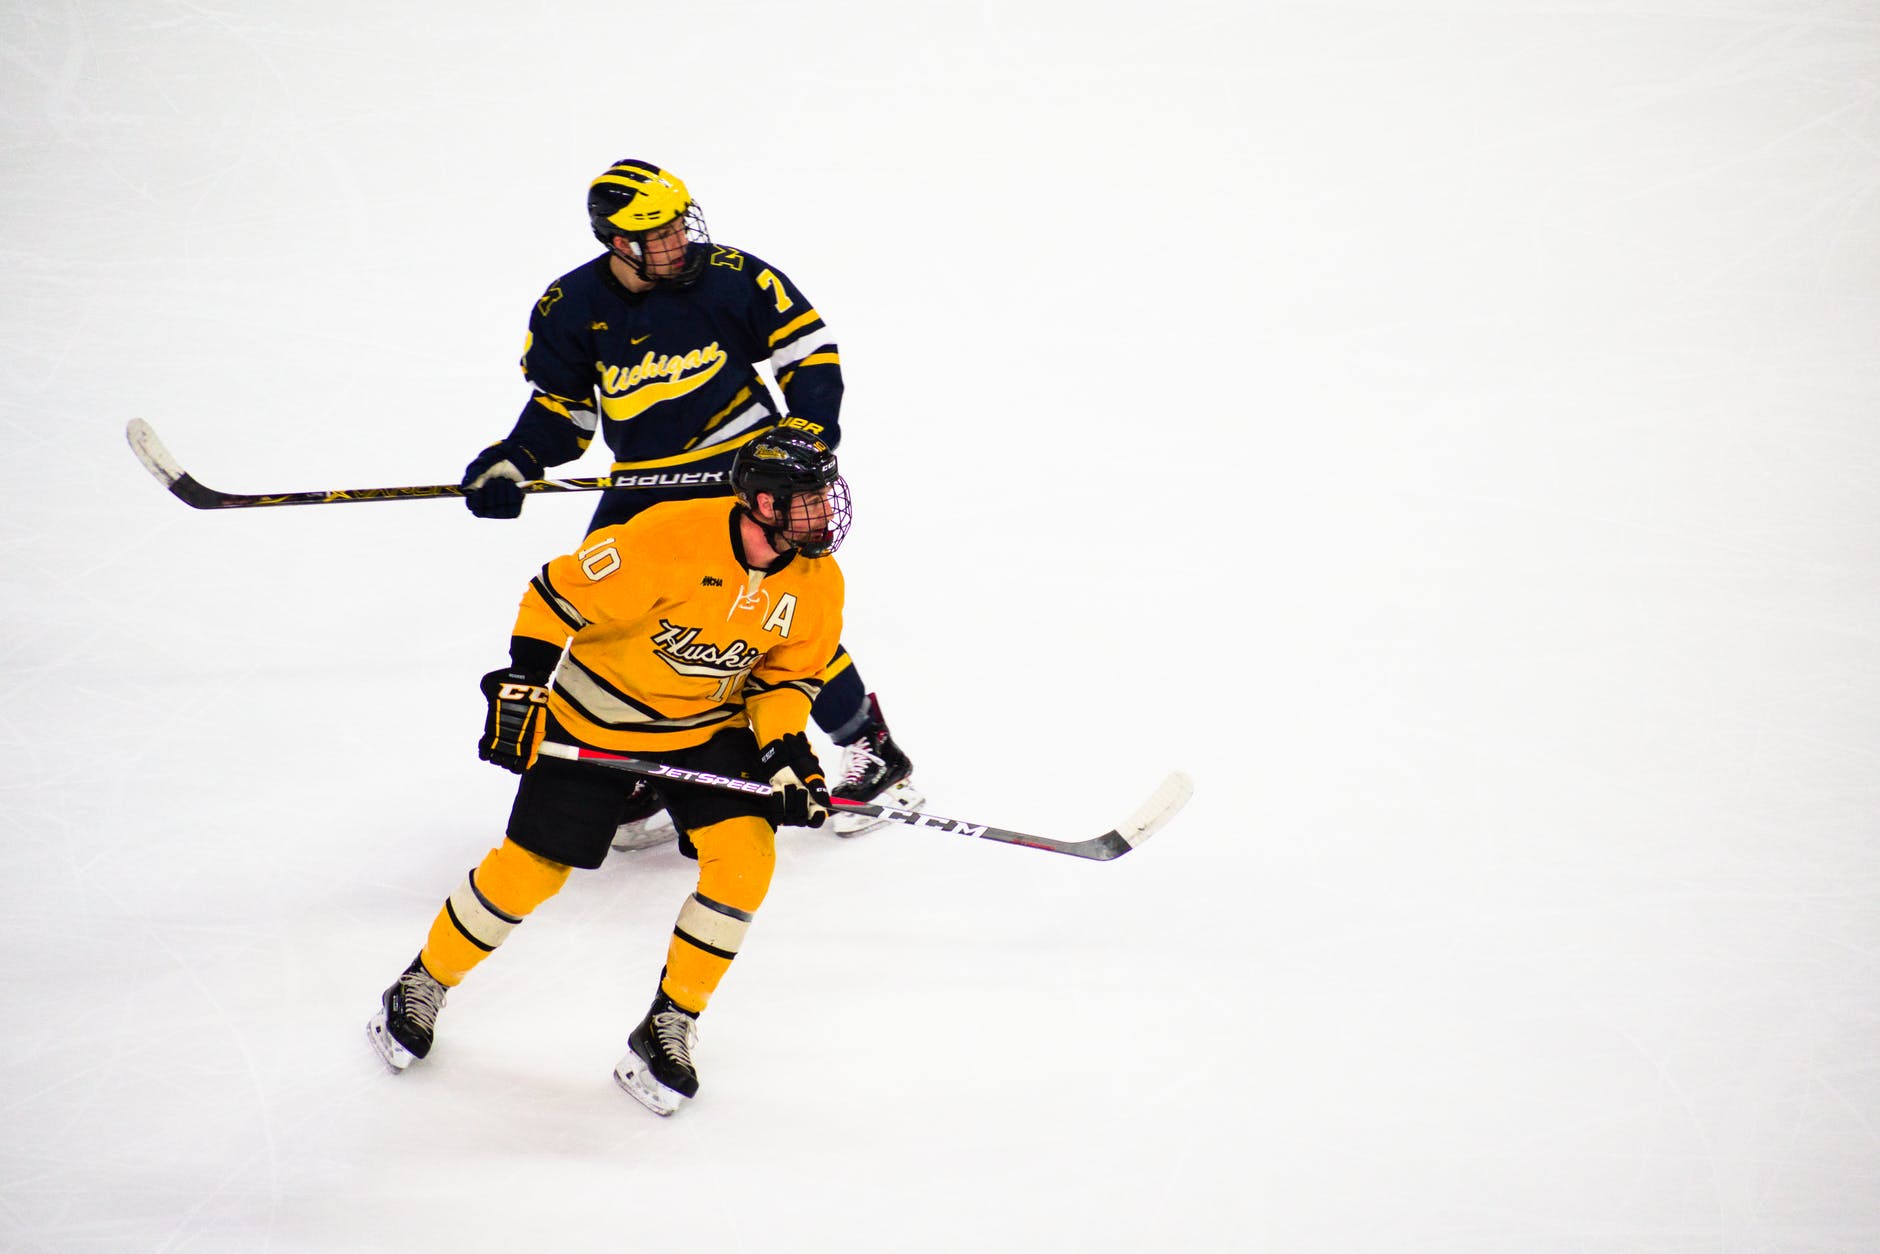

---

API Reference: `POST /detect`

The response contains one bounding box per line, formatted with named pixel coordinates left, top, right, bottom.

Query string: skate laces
left=837, top=738, right=886, bottom=790
left=398, top=969, right=447, bottom=1031
left=651, top=1011, right=697, bottom=1069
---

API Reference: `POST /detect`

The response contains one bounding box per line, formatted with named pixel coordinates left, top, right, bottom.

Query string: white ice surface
left=4, top=2, right=1879, bottom=1251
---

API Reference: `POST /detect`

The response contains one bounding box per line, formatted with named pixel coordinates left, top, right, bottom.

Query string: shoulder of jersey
left=700, top=242, right=773, bottom=284
left=533, top=256, right=612, bottom=320
left=623, top=495, right=734, bottom=538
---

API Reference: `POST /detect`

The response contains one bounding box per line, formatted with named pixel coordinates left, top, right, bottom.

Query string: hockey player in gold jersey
left=368, top=428, right=850, bottom=1116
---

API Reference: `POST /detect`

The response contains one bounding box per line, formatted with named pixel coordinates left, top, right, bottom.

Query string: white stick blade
left=126, top=419, right=184, bottom=487
left=1116, top=771, right=1194, bottom=849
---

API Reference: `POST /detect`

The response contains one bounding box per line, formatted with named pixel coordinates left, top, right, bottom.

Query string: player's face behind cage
left=619, top=213, right=705, bottom=284
left=764, top=479, right=852, bottom=558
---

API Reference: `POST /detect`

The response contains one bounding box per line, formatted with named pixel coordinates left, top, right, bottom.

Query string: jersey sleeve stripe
left=530, top=569, right=589, bottom=632
left=771, top=327, right=837, bottom=370
left=529, top=389, right=600, bottom=433
left=767, top=309, right=822, bottom=348
left=745, top=674, right=825, bottom=703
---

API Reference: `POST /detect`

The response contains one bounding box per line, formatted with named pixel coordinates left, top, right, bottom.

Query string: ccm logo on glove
left=478, top=668, right=551, bottom=774
left=756, top=731, right=831, bottom=829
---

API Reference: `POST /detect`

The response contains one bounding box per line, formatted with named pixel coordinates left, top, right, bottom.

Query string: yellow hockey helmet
left=587, top=158, right=710, bottom=286
left=588, top=160, right=692, bottom=237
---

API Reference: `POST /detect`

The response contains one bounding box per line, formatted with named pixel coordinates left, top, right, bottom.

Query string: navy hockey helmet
left=587, top=158, right=710, bottom=287
left=731, top=428, right=852, bottom=558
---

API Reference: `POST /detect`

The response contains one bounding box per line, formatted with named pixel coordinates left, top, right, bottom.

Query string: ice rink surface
left=4, top=1, right=1878, bottom=1250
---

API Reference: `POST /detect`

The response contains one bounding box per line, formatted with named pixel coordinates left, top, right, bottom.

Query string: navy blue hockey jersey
left=502, top=245, right=842, bottom=528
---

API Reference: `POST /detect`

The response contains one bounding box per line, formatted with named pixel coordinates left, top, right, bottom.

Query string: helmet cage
left=608, top=200, right=710, bottom=288
left=733, top=431, right=852, bottom=558
left=764, top=476, right=852, bottom=559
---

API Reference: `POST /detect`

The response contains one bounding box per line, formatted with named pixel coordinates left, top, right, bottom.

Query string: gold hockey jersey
left=513, top=496, right=844, bottom=755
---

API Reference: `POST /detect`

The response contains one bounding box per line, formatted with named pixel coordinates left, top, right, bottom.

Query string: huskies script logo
left=650, top=619, right=761, bottom=681
left=597, top=342, right=727, bottom=421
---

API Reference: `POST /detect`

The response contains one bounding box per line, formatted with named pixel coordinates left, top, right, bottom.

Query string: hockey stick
left=125, top=418, right=618, bottom=510
left=536, top=741, right=1193, bottom=862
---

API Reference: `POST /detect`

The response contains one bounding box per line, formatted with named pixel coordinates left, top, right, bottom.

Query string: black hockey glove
left=478, top=668, right=550, bottom=773
left=756, top=732, right=830, bottom=829
left=461, top=441, right=545, bottom=519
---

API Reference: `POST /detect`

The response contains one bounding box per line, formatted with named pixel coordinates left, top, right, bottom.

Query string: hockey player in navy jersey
left=457, top=159, right=917, bottom=846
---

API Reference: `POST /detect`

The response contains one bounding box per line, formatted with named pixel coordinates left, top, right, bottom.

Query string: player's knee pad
left=473, top=838, right=573, bottom=917
left=425, top=840, right=573, bottom=985
left=447, top=839, right=571, bottom=953
left=688, top=814, right=776, bottom=915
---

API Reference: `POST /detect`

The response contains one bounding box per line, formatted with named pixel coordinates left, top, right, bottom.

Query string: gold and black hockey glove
left=756, top=731, right=831, bottom=828
left=478, top=668, right=549, bottom=773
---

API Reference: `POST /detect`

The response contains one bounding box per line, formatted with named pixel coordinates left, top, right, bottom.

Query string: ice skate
left=610, top=778, right=676, bottom=851
left=613, top=993, right=700, bottom=1116
left=830, top=693, right=922, bottom=835
left=368, top=956, right=448, bottom=1072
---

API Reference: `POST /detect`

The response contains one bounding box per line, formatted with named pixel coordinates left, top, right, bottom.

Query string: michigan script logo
left=597, top=343, right=727, bottom=420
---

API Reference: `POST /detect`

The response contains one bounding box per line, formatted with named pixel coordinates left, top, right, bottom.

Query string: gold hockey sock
left=659, top=815, right=775, bottom=1013
left=421, top=839, right=572, bottom=986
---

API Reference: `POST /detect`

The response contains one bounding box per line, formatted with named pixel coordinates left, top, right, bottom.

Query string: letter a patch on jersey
left=763, top=594, right=798, bottom=637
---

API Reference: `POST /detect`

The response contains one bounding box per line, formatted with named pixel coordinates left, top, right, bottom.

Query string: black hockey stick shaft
left=535, top=742, right=1191, bottom=862
left=126, top=418, right=616, bottom=510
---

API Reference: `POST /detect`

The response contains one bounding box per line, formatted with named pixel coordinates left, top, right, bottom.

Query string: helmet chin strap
left=608, top=239, right=651, bottom=281
left=759, top=518, right=795, bottom=552
left=738, top=501, right=798, bottom=566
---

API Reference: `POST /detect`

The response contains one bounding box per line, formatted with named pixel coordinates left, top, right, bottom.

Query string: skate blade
left=613, top=1058, right=689, bottom=1117
left=611, top=813, right=677, bottom=851
left=832, top=779, right=926, bottom=836
left=366, top=1011, right=416, bottom=1073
